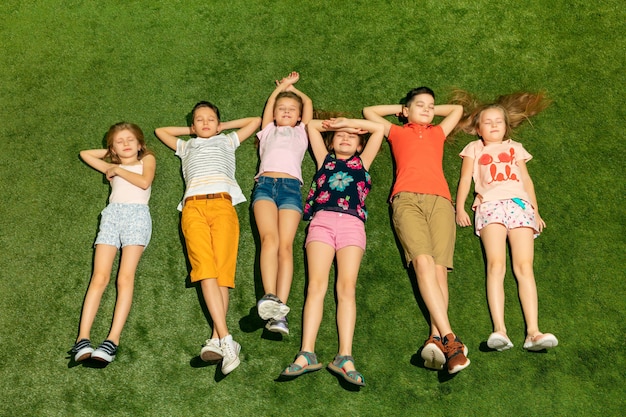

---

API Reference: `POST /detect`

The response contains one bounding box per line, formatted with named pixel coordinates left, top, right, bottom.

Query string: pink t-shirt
left=255, top=123, right=308, bottom=183
left=459, top=139, right=532, bottom=208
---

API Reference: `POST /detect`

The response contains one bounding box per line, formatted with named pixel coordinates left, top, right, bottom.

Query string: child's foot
left=91, top=340, right=118, bottom=363
left=327, top=355, right=365, bottom=386
left=523, top=333, right=558, bottom=351
left=220, top=335, right=241, bottom=375
left=71, top=338, right=94, bottom=362
left=280, top=351, right=323, bottom=378
left=266, top=316, right=289, bottom=335
left=421, top=335, right=445, bottom=370
left=442, top=333, right=470, bottom=374
left=257, top=293, right=290, bottom=321
left=487, top=332, right=514, bottom=351
left=200, top=338, right=223, bottom=362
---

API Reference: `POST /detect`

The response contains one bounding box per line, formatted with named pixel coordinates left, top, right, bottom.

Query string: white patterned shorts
left=95, top=203, right=152, bottom=249
left=474, top=199, right=539, bottom=238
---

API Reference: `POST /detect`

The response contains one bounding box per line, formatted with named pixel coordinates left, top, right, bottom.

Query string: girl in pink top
left=454, top=91, right=558, bottom=353
left=72, top=122, right=156, bottom=364
left=252, top=72, right=313, bottom=336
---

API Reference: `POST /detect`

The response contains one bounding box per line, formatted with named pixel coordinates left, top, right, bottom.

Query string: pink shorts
left=475, top=199, right=539, bottom=237
left=305, top=210, right=366, bottom=251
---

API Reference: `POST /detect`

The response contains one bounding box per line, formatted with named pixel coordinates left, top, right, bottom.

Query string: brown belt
left=185, top=193, right=232, bottom=203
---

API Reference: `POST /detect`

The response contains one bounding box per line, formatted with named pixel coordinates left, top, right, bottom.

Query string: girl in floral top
left=280, top=117, right=383, bottom=387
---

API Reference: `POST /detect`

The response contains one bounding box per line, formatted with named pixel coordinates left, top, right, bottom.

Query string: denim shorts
left=95, top=203, right=152, bottom=249
left=252, top=176, right=303, bottom=212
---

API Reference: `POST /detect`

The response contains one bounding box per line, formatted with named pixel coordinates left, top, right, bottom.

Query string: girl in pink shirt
left=454, top=91, right=558, bottom=353
left=252, top=72, right=313, bottom=336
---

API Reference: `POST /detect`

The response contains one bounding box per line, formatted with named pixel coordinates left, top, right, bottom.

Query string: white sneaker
left=487, top=332, right=514, bottom=351
left=257, top=293, right=290, bottom=321
left=200, top=338, right=223, bottom=362
left=266, top=316, right=289, bottom=335
left=220, top=335, right=241, bottom=375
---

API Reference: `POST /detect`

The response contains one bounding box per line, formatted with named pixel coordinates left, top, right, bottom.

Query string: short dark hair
left=401, top=86, right=435, bottom=107
left=191, top=101, right=221, bottom=122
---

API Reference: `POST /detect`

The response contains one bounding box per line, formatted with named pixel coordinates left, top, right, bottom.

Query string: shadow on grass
left=189, top=355, right=232, bottom=382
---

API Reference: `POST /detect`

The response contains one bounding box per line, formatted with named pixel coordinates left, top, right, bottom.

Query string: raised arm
left=80, top=149, right=112, bottom=173
left=306, top=119, right=329, bottom=169
left=154, top=126, right=191, bottom=150
left=289, top=85, right=313, bottom=125
left=435, top=104, right=463, bottom=137
left=322, top=118, right=384, bottom=170
left=362, top=104, right=401, bottom=137
left=219, top=116, right=262, bottom=143
left=455, top=156, right=474, bottom=227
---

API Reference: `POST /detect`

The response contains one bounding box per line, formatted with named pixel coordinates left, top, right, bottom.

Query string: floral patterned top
left=303, top=153, right=371, bottom=222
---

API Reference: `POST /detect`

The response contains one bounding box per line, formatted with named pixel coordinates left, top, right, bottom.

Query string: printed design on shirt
left=479, top=147, right=519, bottom=184
left=304, top=154, right=371, bottom=221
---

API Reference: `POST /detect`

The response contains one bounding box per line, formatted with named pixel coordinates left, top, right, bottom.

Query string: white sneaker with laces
left=200, top=338, right=223, bottom=362
left=220, top=335, right=241, bottom=375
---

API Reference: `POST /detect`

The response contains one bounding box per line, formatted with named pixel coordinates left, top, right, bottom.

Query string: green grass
left=1, top=1, right=624, bottom=416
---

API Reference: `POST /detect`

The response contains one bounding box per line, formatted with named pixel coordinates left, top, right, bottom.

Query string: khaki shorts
left=391, top=192, right=455, bottom=269
left=181, top=198, right=239, bottom=287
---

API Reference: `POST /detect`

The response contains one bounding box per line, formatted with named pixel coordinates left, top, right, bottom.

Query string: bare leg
left=77, top=244, right=117, bottom=341
left=275, top=209, right=301, bottom=304
left=292, top=241, right=335, bottom=369
left=480, top=224, right=509, bottom=335
left=335, top=245, right=364, bottom=374
left=254, top=200, right=280, bottom=296
left=412, top=254, right=452, bottom=337
left=508, top=227, right=540, bottom=337
left=106, top=245, right=144, bottom=344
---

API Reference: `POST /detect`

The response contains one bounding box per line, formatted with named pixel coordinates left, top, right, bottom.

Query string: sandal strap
left=296, top=351, right=318, bottom=365
left=346, top=370, right=365, bottom=384
left=333, top=355, right=354, bottom=367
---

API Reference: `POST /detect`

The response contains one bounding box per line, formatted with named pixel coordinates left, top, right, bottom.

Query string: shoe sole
left=448, top=357, right=470, bottom=374
left=74, top=348, right=94, bottom=362
left=91, top=351, right=115, bottom=363
left=524, top=334, right=558, bottom=351
left=421, top=344, right=445, bottom=370
left=487, top=334, right=514, bottom=351
left=200, top=350, right=223, bottom=362
left=257, top=300, right=290, bottom=321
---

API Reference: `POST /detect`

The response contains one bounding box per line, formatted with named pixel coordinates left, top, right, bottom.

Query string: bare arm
left=80, top=149, right=112, bottom=173
left=435, top=104, right=463, bottom=137
left=105, top=154, right=156, bottom=190
left=262, top=71, right=308, bottom=128
left=220, top=117, right=262, bottom=143
left=455, top=156, right=474, bottom=227
left=518, top=160, right=545, bottom=231
left=79, top=150, right=156, bottom=190
left=306, top=120, right=329, bottom=169
left=362, top=104, right=401, bottom=137
left=154, top=126, right=191, bottom=151
left=322, top=118, right=384, bottom=170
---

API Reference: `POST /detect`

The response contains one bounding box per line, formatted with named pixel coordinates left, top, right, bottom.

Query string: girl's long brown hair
left=451, top=89, right=551, bottom=139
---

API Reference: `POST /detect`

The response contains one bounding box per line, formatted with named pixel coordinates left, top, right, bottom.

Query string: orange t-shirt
left=388, top=123, right=451, bottom=201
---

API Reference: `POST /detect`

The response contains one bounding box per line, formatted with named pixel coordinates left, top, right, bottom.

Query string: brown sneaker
left=442, top=333, right=470, bottom=374
left=421, top=335, right=445, bottom=370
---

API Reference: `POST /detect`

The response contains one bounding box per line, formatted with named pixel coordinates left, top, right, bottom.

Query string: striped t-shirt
left=176, top=132, right=245, bottom=210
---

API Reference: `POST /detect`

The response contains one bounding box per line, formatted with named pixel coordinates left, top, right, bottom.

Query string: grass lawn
left=1, top=1, right=624, bottom=416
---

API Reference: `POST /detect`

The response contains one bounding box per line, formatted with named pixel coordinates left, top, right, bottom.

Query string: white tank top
left=108, top=161, right=151, bottom=205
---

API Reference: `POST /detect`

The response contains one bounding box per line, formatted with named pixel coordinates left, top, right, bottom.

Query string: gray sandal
left=280, top=351, right=323, bottom=377
left=327, top=355, right=365, bottom=386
